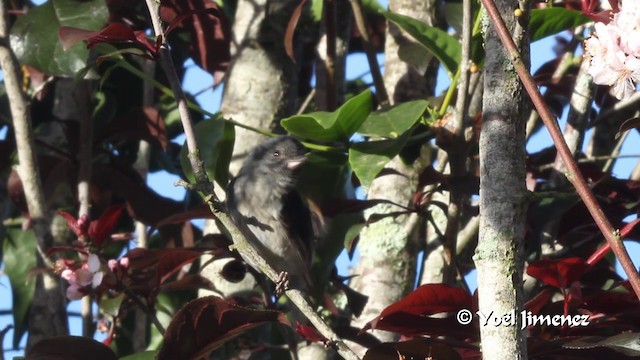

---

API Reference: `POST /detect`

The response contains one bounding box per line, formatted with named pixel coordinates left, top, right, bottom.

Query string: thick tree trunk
left=200, top=0, right=302, bottom=297
left=349, top=0, right=437, bottom=352
left=473, top=1, right=529, bottom=358
left=220, top=0, right=299, bottom=171
left=0, top=1, right=68, bottom=348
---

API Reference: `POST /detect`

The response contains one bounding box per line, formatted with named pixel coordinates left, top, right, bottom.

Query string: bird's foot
left=275, top=271, right=290, bottom=297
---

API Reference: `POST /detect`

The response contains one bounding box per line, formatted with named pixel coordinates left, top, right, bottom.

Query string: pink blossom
left=60, top=253, right=104, bottom=300
left=585, top=2, right=640, bottom=100
left=615, top=1, right=640, bottom=56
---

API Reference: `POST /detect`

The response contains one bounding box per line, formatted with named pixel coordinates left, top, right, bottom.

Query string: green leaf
left=180, top=116, right=235, bottom=188
left=383, top=11, right=461, bottom=78
left=530, top=8, right=592, bottom=42
left=282, top=90, right=373, bottom=142
left=3, top=224, right=37, bottom=348
left=348, top=133, right=411, bottom=190
left=10, top=0, right=108, bottom=76
left=358, top=100, right=429, bottom=138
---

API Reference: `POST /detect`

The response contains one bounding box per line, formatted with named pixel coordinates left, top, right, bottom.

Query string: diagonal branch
left=481, top=0, right=640, bottom=299
left=143, top=2, right=360, bottom=358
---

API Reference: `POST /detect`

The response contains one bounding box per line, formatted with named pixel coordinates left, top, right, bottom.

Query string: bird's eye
left=273, top=150, right=280, bottom=157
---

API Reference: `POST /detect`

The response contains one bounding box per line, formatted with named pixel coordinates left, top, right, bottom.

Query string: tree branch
left=0, top=0, right=68, bottom=347
left=481, top=0, right=640, bottom=299
left=143, top=2, right=360, bottom=359
left=348, top=0, right=388, bottom=105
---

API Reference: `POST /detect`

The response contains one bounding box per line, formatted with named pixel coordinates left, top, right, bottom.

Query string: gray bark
left=221, top=0, right=300, bottom=172
left=349, top=0, right=438, bottom=352
left=199, top=0, right=306, bottom=358
left=473, top=2, right=529, bottom=359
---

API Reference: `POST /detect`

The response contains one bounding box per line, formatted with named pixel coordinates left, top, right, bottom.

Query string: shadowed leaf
left=285, top=0, right=307, bottom=63
left=3, top=225, right=37, bottom=348
left=527, top=257, right=588, bottom=289
left=158, top=296, right=289, bottom=360
left=25, top=336, right=117, bottom=360
left=564, top=333, right=640, bottom=357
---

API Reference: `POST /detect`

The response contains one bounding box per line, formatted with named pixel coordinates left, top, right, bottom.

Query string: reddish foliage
left=157, top=296, right=289, bottom=360
left=527, top=257, right=589, bottom=289
left=59, top=23, right=158, bottom=58
left=26, top=336, right=117, bottom=360
left=160, top=0, right=230, bottom=79
left=361, top=284, right=475, bottom=338
left=296, top=322, right=328, bottom=343
left=58, top=204, right=124, bottom=247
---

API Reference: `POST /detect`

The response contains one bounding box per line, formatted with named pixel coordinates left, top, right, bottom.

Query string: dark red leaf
left=88, top=204, right=124, bottom=247
left=615, top=117, right=640, bottom=139
left=296, top=322, right=328, bottom=343
left=284, top=0, right=306, bottom=63
left=95, top=107, right=168, bottom=151
left=160, top=0, right=230, bottom=77
left=362, top=284, right=474, bottom=337
left=85, top=23, right=157, bottom=56
left=153, top=204, right=215, bottom=229
left=363, top=338, right=464, bottom=360
left=57, top=211, right=82, bottom=237
left=160, top=274, right=217, bottom=292
left=158, top=296, right=289, bottom=360
left=418, top=165, right=449, bottom=188
left=524, top=287, right=556, bottom=314
left=125, top=248, right=204, bottom=284
left=564, top=333, right=640, bottom=356
left=58, top=26, right=96, bottom=50
left=26, top=336, right=117, bottom=360
left=583, top=290, right=639, bottom=314
left=94, top=164, right=184, bottom=227
left=527, top=257, right=588, bottom=289
left=363, top=311, right=476, bottom=338
left=164, top=8, right=220, bottom=36
left=584, top=9, right=613, bottom=24
left=381, top=284, right=472, bottom=316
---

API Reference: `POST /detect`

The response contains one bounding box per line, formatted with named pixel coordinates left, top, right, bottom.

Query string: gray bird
left=226, top=136, right=317, bottom=292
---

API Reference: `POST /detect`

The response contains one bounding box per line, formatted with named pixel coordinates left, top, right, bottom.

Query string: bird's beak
left=287, top=155, right=307, bottom=170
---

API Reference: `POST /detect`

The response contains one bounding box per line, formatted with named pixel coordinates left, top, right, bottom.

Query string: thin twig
left=441, top=0, right=473, bottom=284
left=481, top=0, right=640, bottom=299
left=75, top=80, right=94, bottom=338
left=297, top=88, right=316, bottom=114
left=324, top=0, right=337, bottom=110
left=124, top=289, right=166, bottom=335
left=348, top=0, right=388, bottom=105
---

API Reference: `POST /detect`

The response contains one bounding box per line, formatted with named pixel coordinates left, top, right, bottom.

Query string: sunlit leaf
left=383, top=11, right=461, bottom=77
left=158, top=296, right=288, bottom=360
left=349, top=133, right=410, bottom=190
left=282, top=90, right=373, bottom=142
left=10, top=0, right=108, bottom=76
left=530, top=8, right=592, bottom=42
left=357, top=100, right=429, bottom=138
